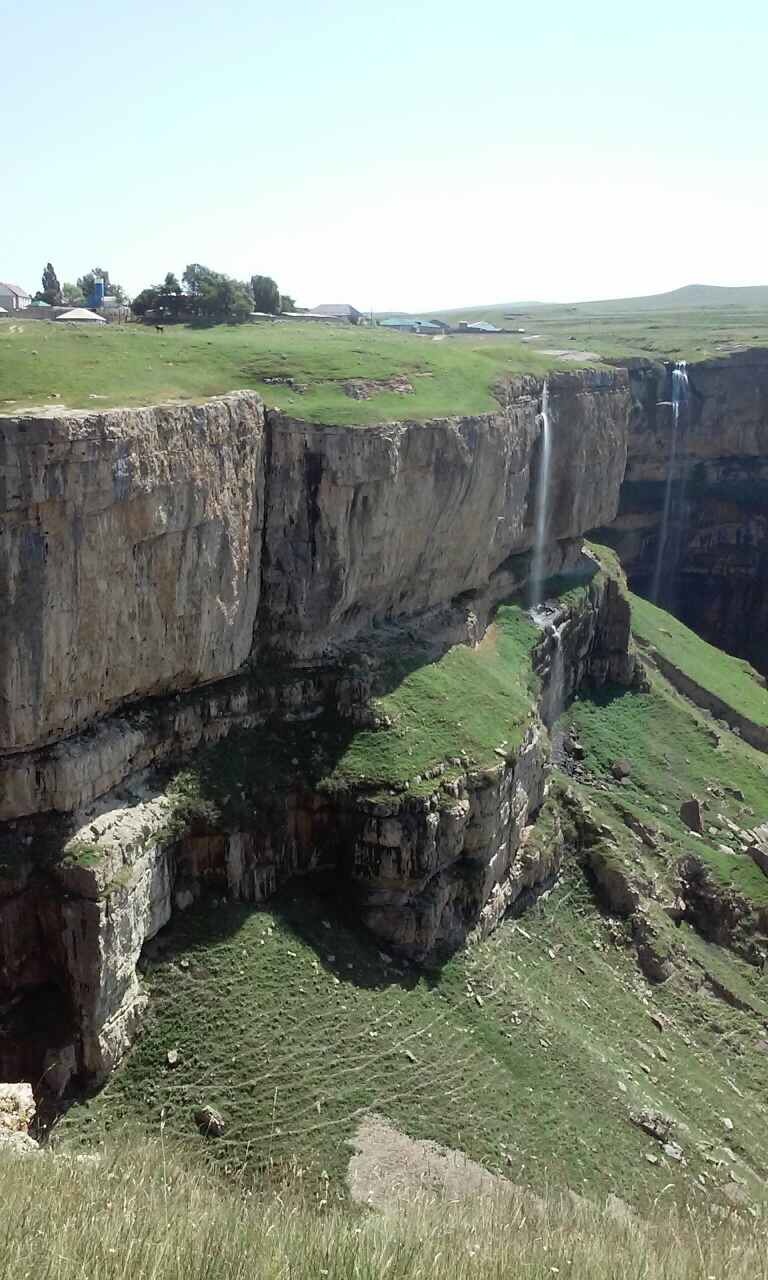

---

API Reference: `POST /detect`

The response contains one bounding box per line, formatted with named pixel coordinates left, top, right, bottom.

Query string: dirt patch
left=343, top=376, right=414, bottom=400
left=537, top=349, right=601, bottom=363
left=347, top=1113, right=511, bottom=1208
left=475, top=621, right=499, bottom=655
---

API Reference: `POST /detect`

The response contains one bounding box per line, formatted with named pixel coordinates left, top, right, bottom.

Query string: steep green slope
left=629, top=592, right=768, bottom=731
left=61, top=864, right=768, bottom=1209
left=568, top=674, right=768, bottom=905
left=60, top=580, right=768, bottom=1214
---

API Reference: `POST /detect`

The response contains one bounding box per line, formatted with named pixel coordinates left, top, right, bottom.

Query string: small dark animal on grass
left=155, top=324, right=164, bottom=334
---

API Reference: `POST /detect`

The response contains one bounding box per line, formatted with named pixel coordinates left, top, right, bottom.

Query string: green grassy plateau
left=0, top=319, right=555, bottom=424
left=60, top=579, right=768, bottom=1220
left=3, top=287, right=768, bottom=423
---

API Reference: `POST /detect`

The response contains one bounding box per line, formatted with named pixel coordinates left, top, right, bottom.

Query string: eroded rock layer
left=0, top=372, right=632, bottom=1089
left=595, top=350, right=768, bottom=674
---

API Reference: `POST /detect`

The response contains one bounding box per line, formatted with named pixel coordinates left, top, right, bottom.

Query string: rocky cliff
left=594, top=349, right=768, bottom=674
left=0, top=371, right=632, bottom=1091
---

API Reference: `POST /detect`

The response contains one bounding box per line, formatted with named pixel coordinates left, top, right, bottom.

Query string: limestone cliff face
left=0, top=562, right=639, bottom=1087
left=260, top=369, right=628, bottom=656
left=596, top=350, right=768, bottom=673
left=1, top=370, right=629, bottom=816
left=0, top=373, right=632, bottom=1090
left=0, top=392, right=266, bottom=752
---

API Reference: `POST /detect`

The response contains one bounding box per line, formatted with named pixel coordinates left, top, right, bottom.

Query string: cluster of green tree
left=130, top=266, right=295, bottom=323
left=33, top=263, right=126, bottom=308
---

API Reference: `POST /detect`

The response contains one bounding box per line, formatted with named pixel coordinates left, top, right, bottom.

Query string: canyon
left=596, top=349, right=768, bottom=676
left=1, top=351, right=766, bottom=1099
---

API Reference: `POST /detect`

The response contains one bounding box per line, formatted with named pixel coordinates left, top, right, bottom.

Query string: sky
left=3, top=0, right=767, bottom=311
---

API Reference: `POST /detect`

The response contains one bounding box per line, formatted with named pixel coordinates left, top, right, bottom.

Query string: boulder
left=611, top=758, right=632, bottom=780
left=680, top=797, right=704, bottom=834
left=748, top=824, right=768, bottom=877
left=629, top=1108, right=675, bottom=1142
left=0, top=1082, right=34, bottom=1134
left=194, top=1105, right=225, bottom=1137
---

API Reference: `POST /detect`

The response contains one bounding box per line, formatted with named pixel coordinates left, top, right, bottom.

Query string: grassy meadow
left=0, top=318, right=556, bottom=424
left=3, top=286, right=768, bottom=425
left=5, top=1139, right=768, bottom=1280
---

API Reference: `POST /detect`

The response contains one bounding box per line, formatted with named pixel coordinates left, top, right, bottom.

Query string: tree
left=33, top=262, right=62, bottom=306
left=198, top=273, right=252, bottom=322
left=76, top=267, right=126, bottom=306
left=130, top=286, right=162, bottom=318
left=250, top=275, right=280, bottom=314
left=180, top=264, right=252, bottom=322
left=182, top=263, right=207, bottom=298
left=164, top=272, right=181, bottom=295
left=61, top=282, right=84, bottom=305
left=279, top=294, right=296, bottom=313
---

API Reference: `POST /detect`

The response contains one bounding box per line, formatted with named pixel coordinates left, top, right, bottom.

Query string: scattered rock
left=166, top=1049, right=180, bottom=1068
left=722, top=1182, right=750, bottom=1208
left=194, top=1105, right=225, bottom=1137
left=680, top=797, right=704, bottom=834
left=0, top=1083, right=35, bottom=1140
left=724, top=786, right=745, bottom=802
left=662, top=1142, right=685, bottom=1163
left=630, top=1108, right=675, bottom=1142
left=722, top=1117, right=734, bottom=1132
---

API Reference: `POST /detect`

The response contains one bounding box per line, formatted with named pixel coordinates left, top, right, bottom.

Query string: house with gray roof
left=0, top=282, right=31, bottom=311
left=312, top=303, right=363, bottom=323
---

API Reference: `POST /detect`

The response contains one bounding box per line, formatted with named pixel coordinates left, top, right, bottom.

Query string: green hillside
left=630, top=592, right=768, bottom=730
left=424, top=285, right=768, bottom=363
left=60, top=576, right=768, bottom=1218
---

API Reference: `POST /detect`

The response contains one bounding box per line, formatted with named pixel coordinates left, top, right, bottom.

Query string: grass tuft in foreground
left=2, top=1139, right=768, bottom=1279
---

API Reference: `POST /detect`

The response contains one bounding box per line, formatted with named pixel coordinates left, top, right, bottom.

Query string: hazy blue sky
left=3, top=0, right=766, bottom=309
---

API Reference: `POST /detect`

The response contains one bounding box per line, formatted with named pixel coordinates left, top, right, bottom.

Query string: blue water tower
left=90, top=279, right=106, bottom=308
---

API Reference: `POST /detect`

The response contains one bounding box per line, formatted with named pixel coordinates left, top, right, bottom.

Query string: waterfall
left=547, top=619, right=567, bottom=727
left=529, top=381, right=552, bottom=606
left=650, top=362, right=689, bottom=605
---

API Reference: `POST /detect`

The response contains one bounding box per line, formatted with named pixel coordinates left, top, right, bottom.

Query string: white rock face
left=0, top=392, right=266, bottom=751
left=262, top=371, right=629, bottom=655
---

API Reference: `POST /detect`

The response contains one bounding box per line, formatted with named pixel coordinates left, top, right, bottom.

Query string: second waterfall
left=529, top=381, right=552, bottom=606
left=651, top=361, right=690, bottom=605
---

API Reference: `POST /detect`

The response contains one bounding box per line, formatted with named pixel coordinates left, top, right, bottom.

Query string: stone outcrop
left=595, top=350, right=768, bottom=674
left=0, top=392, right=267, bottom=752
left=0, top=373, right=632, bottom=1091
left=261, top=370, right=629, bottom=658
left=0, top=559, right=639, bottom=1089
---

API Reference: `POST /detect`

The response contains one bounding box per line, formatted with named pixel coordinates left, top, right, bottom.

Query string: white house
left=0, top=282, right=32, bottom=311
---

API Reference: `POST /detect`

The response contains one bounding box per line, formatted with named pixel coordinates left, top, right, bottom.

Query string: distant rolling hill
left=423, top=284, right=768, bottom=325
left=578, top=283, right=768, bottom=311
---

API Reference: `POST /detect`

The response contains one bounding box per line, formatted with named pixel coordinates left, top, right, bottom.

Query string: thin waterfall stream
left=651, top=361, right=689, bottom=605
left=529, top=381, right=552, bottom=606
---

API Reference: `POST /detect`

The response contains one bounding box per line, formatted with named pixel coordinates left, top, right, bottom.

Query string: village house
left=0, top=282, right=31, bottom=311
left=311, top=303, right=363, bottom=323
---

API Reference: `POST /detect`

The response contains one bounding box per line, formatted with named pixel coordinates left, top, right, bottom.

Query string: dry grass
left=1, top=1139, right=766, bottom=1279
